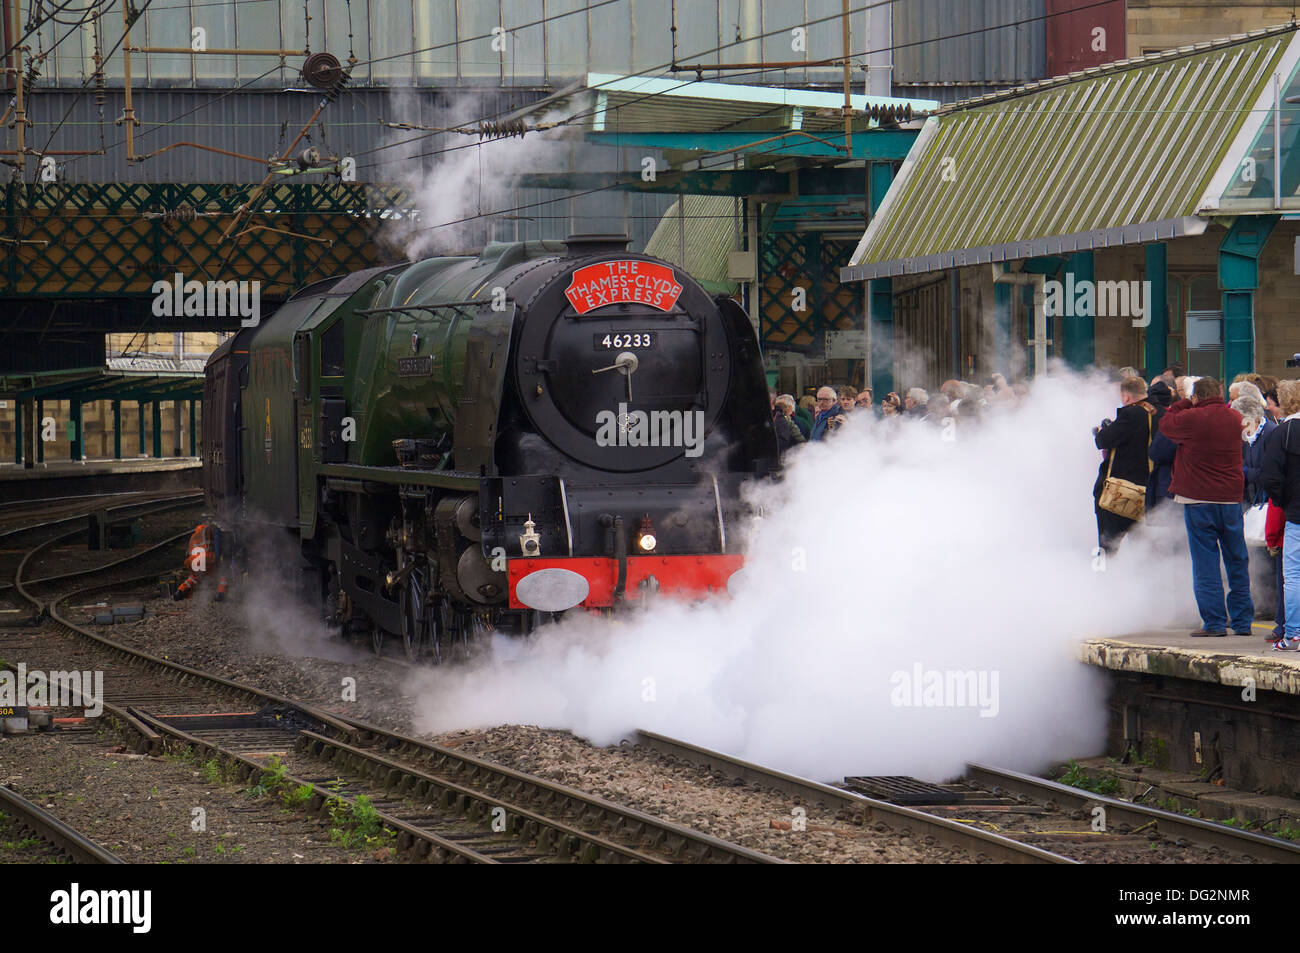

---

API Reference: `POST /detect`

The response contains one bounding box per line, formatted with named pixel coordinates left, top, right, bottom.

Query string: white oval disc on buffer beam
left=515, top=568, right=590, bottom=612
left=726, top=568, right=748, bottom=597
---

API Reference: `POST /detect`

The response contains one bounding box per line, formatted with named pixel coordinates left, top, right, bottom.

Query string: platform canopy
left=516, top=74, right=939, bottom=297
left=519, top=72, right=937, bottom=184
left=578, top=72, right=936, bottom=152
left=842, top=24, right=1300, bottom=282
left=0, top=365, right=204, bottom=403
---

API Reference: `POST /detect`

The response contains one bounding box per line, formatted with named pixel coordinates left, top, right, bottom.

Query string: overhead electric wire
left=24, top=0, right=115, bottom=67
left=27, top=0, right=154, bottom=186
left=38, top=0, right=113, bottom=26
left=1, top=0, right=106, bottom=61
left=16, top=0, right=1225, bottom=215
left=49, top=0, right=890, bottom=188
left=349, top=0, right=1135, bottom=157
left=351, top=0, right=1136, bottom=172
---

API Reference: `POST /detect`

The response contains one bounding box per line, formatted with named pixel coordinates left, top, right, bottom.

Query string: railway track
left=0, top=783, right=123, bottom=864
left=0, top=493, right=204, bottom=620
left=628, top=730, right=1074, bottom=863
left=0, top=491, right=202, bottom=540
left=963, top=762, right=1300, bottom=864
left=0, top=489, right=185, bottom=522
left=627, top=730, right=1299, bottom=864
left=16, top=497, right=1287, bottom=865
left=3, top=513, right=784, bottom=864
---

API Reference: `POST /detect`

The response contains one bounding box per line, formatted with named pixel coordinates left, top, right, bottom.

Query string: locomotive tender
left=202, top=234, right=777, bottom=658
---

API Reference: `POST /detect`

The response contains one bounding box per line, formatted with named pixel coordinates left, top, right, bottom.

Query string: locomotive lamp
left=519, top=515, right=541, bottom=557
left=636, top=515, right=657, bottom=552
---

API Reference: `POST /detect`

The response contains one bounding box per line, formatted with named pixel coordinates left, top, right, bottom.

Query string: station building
left=842, top=23, right=1300, bottom=394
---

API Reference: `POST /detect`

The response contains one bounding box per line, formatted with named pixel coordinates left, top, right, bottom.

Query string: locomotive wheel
left=400, top=571, right=429, bottom=660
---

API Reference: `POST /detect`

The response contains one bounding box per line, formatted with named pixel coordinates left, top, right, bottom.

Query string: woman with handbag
left=1093, top=376, right=1158, bottom=555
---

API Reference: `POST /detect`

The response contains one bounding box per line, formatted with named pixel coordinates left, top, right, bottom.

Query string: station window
left=1189, top=275, right=1219, bottom=311
left=320, top=321, right=345, bottom=377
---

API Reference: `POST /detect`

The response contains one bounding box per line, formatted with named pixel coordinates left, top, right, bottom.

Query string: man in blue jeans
left=1158, top=376, right=1253, bottom=636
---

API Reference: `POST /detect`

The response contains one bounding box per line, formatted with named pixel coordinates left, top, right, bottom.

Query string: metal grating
left=843, top=775, right=963, bottom=805
left=761, top=232, right=858, bottom=349
left=1, top=182, right=412, bottom=297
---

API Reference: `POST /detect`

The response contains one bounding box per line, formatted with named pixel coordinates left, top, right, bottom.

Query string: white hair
left=1231, top=394, right=1266, bottom=423
left=1230, top=381, right=1263, bottom=403
left=1180, top=376, right=1200, bottom=399
left=907, top=387, right=929, bottom=404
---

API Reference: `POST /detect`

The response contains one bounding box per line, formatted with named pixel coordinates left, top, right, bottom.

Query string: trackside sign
left=565, top=260, right=683, bottom=314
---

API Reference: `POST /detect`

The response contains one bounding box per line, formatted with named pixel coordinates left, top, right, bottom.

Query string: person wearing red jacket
left=1266, top=500, right=1286, bottom=640
left=1158, top=377, right=1253, bottom=637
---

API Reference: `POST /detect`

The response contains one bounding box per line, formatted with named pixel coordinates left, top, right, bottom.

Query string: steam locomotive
left=201, top=234, right=777, bottom=658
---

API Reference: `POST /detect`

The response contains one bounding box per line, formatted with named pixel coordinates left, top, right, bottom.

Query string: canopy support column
left=1221, top=215, right=1278, bottom=382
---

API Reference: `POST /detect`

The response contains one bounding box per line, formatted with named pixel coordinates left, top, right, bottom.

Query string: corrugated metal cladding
left=843, top=28, right=1296, bottom=281
left=642, top=195, right=741, bottom=293
left=891, top=0, right=1047, bottom=84
left=17, top=0, right=870, bottom=89
left=1045, top=0, right=1127, bottom=76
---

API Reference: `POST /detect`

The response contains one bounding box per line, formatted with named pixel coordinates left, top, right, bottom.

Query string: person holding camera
left=1093, top=376, right=1158, bottom=555
left=810, top=386, right=846, bottom=440
left=772, top=394, right=806, bottom=455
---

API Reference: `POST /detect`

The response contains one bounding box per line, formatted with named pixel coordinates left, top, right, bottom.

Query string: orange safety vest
left=184, top=524, right=215, bottom=573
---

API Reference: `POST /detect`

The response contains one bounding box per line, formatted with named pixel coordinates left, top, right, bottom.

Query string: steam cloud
left=403, top=370, right=1201, bottom=783
left=378, top=95, right=578, bottom=259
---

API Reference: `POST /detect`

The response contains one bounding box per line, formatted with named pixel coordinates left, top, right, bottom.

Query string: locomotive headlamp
left=636, top=515, right=656, bottom=552
left=519, top=515, right=541, bottom=557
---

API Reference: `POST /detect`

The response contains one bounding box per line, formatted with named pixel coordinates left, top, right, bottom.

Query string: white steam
left=379, top=95, right=577, bottom=259
left=402, top=371, right=1200, bottom=783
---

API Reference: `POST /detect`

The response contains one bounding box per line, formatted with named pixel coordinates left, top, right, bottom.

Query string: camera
left=1287, top=353, right=1300, bottom=367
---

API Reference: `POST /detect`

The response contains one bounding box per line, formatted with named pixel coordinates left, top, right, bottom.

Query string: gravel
left=431, top=725, right=980, bottom=863
left=0, top=725, right=381, bottom=864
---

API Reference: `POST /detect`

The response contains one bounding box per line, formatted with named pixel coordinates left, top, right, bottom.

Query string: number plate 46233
left=594, top=332, right=655, bottom=350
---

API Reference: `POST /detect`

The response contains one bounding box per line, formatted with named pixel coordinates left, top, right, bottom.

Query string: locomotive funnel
left=562, top=233, right=631, bottom=257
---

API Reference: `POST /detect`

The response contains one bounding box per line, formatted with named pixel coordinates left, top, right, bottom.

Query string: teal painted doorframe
left=1221, top=216, right=1278, bottom=381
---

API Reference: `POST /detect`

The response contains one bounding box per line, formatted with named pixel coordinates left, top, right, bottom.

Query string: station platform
left=1081, top=625, right=1300, bottom=696
left=1082, top=626, right=1300, bottom=794
left=0, top=457, right=200, bottom=501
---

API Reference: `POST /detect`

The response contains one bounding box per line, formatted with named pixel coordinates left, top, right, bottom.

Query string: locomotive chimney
left=562, top=233, right=631, bottom=257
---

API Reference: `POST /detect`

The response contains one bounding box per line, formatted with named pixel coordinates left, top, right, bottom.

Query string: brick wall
left=1126, top=1, right=1294, bottom=57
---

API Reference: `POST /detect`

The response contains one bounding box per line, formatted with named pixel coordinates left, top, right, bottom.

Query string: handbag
left=1098, top=404, right=1154, bottom=521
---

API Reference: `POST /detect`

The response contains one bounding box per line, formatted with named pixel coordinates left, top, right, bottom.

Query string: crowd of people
left=767, top=374, right=1032, bottom=453
left=769, top=360, right=1300, bottom=651
left=1090, top=362, right=1300, bottom=650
